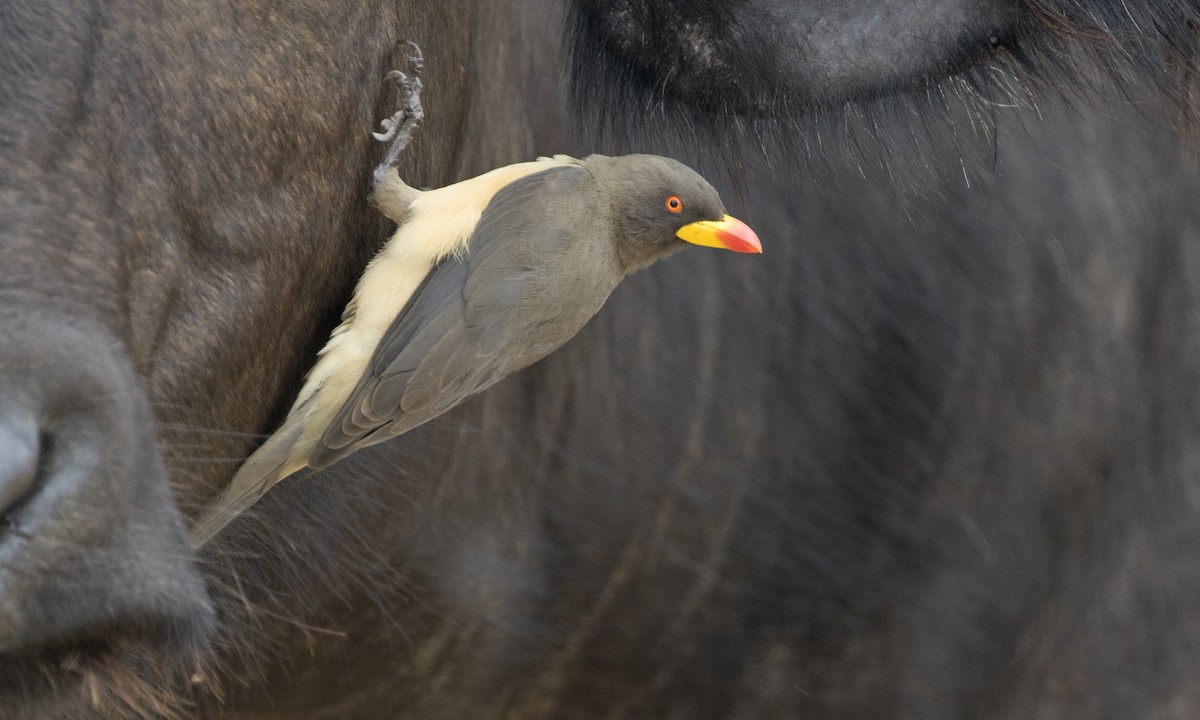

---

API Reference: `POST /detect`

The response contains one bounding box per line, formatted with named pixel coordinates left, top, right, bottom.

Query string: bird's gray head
left=586, top=154, right=761, bottom=272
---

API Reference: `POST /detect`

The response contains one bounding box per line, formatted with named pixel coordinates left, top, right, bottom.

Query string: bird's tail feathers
left=189, top=417, right=309, bottom=549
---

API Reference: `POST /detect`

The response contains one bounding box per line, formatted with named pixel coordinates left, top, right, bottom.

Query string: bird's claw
left=371, top=114, right=402, bottom=142
left=373, top=42, right=425, bottom=174
left=400, top=40, right=424, bottom=72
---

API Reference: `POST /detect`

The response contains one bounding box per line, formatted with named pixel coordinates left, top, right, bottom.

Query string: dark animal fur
left=566, top=0, right=1200, bottom=178
left=2, top=0, right=1200, bottom=718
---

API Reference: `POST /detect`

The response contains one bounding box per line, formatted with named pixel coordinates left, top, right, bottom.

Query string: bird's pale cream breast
left=285, top=156, right=581, bottom=468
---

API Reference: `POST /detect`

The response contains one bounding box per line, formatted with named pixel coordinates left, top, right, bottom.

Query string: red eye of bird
left=666, top=196, right=683, bottom=213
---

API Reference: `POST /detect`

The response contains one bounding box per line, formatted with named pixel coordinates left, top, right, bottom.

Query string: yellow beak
left=676, top=215, right=762, bottom=254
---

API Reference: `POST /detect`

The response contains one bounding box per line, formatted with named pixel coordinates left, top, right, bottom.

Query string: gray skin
left=317, top=155, right=728, bottom=467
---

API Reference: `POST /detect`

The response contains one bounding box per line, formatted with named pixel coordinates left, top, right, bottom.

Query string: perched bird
left=190, top=153, right=760, bottom=547
left=189, top=55, right=760, bottom=548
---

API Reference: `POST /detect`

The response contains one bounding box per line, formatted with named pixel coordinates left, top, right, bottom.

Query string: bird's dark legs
left=373, top=41, right=425, bottom=190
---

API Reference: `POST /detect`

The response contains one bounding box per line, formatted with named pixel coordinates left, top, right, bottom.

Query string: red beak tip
left=722, top=219, right=761, bottom=255
left=725, top=232, right=762, bottom=254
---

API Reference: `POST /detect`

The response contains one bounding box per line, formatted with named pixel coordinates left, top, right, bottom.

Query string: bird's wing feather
left=189, top=399, right=312, bottom=548
left=309, top=165, right=595, bottom=469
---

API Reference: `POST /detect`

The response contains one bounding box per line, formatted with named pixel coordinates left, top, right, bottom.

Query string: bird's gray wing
left=189, top=408, right=308, bottom=548
left=309, top=164, right=597, bottom=469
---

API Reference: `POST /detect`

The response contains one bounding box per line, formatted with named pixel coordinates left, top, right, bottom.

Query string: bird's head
left=590, top=154, right=761, bottom=272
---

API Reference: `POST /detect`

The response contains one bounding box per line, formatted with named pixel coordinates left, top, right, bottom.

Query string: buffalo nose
left=0, top=416, right=38, bottom=516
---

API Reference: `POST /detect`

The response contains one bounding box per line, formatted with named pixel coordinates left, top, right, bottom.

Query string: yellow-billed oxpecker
left=190, top=49, right=760, bottom=548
